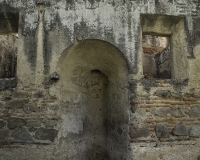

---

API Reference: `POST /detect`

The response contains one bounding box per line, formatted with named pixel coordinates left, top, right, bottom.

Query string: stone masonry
left=0, top=0, right=200, bottom=160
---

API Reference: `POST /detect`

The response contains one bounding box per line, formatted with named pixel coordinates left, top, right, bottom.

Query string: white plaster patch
left=60, top=114, right=83, bottom=137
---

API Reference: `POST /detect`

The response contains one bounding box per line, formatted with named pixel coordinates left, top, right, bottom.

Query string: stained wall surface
left=0, top=0, right=200, bottom=160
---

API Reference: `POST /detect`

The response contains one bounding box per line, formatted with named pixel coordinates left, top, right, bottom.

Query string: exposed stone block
left=150, top=107, right=170, bottom=117
left=0, top=79, right=4, bottom=90
left=44, top=120, right=57, bottom=128
left=7, top=117, right=26, bottom=129
left=11, top=127, right=32, bottom=142
left=189, top=125, right=200, bottom=138
left=155, top=124, right=169, bottom=138
left=11, top=78, right=17, bottom=88
left=0, top=78, right=17, bottom=91
left=33, top=90, right=45, bottom=98
left=24, top=104, right=38, bottom=112
left=6, top=100, right=24, bottom=109
left=4, top=90, right=12, bottom=97
left=50, top=72, right=60, bottom=80
left=29, top=128, right=38, bottom=132
left=129, top=127, right=150, bottom=138
left=35, top=127, right=58, bottom=142
left=170, top=92, right=183, bottom=99
left=170, top=106, right=186, bottom=117
left=26, top=121, right=41, bottom=128
left=172, top=123, right=188, bottom=136
left=0, top=101, right=4, bottom=108
left=189, top=105, right=200, bottom=117
left=0, top=129, right=9, bottom=140
left=12, top=91, right=31, bottom=98
left=155, top=90, right=171, bottom=98
left=129, top=79, right=137, bottom=94
left=4, top=79, right=12, bottom=89
left=0, top=120, right=6, bottom=129
left=129, top=94, right=137, bottom=113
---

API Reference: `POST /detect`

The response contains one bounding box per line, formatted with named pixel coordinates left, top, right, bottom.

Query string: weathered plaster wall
left=0, top=0, right=200, bottom=160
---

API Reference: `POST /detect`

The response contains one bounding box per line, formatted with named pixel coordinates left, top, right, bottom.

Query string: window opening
left=0, top=35, right=18, bottom=78
left=0, top=12, right=19, bottom=78
left=142, top=35, right=171, bottom=79
left=141, top=14, right=189, bottom=79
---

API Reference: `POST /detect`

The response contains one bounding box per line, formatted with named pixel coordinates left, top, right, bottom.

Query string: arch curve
left=57, top=39, right=129, bottom=80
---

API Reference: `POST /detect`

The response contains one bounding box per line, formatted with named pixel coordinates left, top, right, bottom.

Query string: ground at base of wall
left=0, top=143, right=200, bottom=160
left=0, top=145, right=56, bottom=160
left=131, top=142, right=200, bottom=160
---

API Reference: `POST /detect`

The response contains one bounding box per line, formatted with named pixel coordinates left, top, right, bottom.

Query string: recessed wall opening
left=141, top=14, right=189, bottom=79
left=0, top=35, right=18, bottom=78
left=57, top=39, right=129, bottom=159
left=0, top=12, right=19, bottom=78
left=91, top=69, right=102, bottom=74
left=142, top=35, right=171, bottom=79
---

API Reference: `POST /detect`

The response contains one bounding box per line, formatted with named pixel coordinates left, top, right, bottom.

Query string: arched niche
left=56, top=39, right=130, bottom=159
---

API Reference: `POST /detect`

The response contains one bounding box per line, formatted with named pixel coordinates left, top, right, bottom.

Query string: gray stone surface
left=170, top=92, right=183, bottom=99
left=7, top=117, right=26, bottom=129
left=189, top=125, right=200, bottom=138
left=24, top=104, right=38, bottom=112
left=0, top=129, right=9, bottom=140
left=26, top=121, right=41, bottom=128
left=0, top=101, right=4, bottom=108
left=50, top=72, right=60, bottom=80
left=155, top=124, right=169, bottom=138
left=150, top=108, right=170, bottom=117
left=12, top=91, right=31, bottom=98
left=5, top=79, right=13, bottom=89
left=0, top=120, right=6, bottom=129
left=33, top=91, right=45, bottom=98
left=188, top=105, right=200, bottom=117
left=0, top=78, right=17, bottom=90
left=44, top=120, right=57, bottom=128
left=6, top=100, right=24, bottom=109
left=155, top=90, right=171, bottom=98
left=170, top=106, right=186, bottom=117
left=35, top=127, right=58, bottom=142
left=172, top=123, right=188, bottom=136
left=129, top=127, right=150, bottom=138
left=11, top=127, right=32, bottom=142
left=4, top=90, right=12, bottom=97
left=29, top=127, right=38, bottom=132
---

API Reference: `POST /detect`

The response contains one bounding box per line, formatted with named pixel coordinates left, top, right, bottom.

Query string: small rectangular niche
left=142, top=35, right=171, bottom=79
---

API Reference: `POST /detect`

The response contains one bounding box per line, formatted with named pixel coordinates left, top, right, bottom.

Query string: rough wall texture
left=0, top=0, right=200, bottom=160
left=0, top=35, right=17, bottom=78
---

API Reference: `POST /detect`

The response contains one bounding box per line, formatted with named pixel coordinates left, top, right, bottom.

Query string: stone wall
left=129, top=78, right=200, bottom=159
left=0, top=0, right=200, bottom=160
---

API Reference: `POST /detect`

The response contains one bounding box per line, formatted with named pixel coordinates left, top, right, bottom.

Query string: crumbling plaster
left=5, top=0, right=195, bottom=87
left=0, top=0, right=200, bottom=160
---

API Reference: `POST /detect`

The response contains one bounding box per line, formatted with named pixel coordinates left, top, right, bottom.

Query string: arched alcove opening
left=56, top=39, right=129, bottom=159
